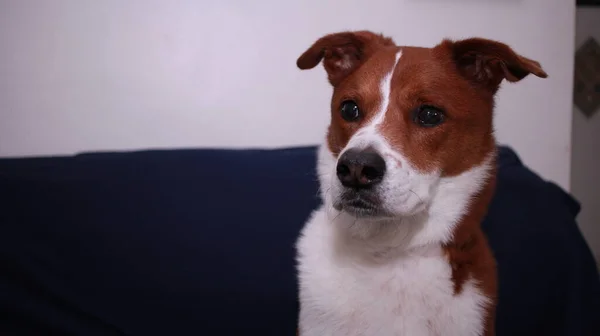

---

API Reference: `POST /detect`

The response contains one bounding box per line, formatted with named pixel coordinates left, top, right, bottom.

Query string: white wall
left=0, top=0, right=575, bottom=190
left=572, top=7, right=600, bottom=262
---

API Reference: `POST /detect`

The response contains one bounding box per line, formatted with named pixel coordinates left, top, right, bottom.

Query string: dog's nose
left=336, top=148, right=386, bottom=189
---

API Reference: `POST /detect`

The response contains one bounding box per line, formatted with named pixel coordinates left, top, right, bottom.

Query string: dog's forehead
left=343, top=47, right=400, bottom=87
left=378, top=46, right=435, bottom=73
left=392, top=46, right=443, bottom=86
left=342, top=46, right=440, bottom=93
left=396, top=46, right=434, bottom=65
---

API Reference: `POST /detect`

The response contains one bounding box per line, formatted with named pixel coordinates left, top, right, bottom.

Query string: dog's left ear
left=439, top=38, right=548, bottom=92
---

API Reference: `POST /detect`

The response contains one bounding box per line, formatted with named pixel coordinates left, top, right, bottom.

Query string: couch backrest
left=0, top=146, right=598, bottom=335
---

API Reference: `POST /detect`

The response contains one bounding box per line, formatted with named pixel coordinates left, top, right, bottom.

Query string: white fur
left=297, top=50, right=494, bottom=335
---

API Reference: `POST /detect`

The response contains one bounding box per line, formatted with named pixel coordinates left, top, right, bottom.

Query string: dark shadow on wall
left=579, top=0, right=600, bottom=7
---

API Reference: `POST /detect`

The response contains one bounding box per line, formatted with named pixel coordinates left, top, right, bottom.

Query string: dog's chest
left=297, top=210, right=488, bottom=336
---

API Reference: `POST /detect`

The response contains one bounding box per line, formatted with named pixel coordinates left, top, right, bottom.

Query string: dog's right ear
left=296, top=31, right=395, bottom=86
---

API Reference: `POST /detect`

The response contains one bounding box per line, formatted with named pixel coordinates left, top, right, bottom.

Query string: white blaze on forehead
left=344, top=50, right=403, bottom=151
left=372, top=50, right=403, bottom=126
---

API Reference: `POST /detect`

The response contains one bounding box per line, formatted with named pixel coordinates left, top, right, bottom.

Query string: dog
left=295, top=31, right=547, bottom=336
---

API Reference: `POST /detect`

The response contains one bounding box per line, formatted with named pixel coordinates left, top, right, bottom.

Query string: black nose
left=336, top=148, right=386, bottom=189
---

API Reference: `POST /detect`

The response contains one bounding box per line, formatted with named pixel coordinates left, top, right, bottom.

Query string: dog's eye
left=340, top=100, right=360, bottom=122
left=414, top=105, right=445, bottom=127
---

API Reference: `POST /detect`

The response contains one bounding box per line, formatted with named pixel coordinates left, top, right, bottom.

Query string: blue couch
left=0, top=145, right=599, bottom=335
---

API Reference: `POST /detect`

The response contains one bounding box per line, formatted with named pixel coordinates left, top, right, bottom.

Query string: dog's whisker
left=332, top=211, right=343, bottom=222
left=409, top=189, right=423, bottom=204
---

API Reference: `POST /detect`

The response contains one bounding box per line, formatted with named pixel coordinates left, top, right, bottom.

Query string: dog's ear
left=439, top=37, right=547, bottom=92
left=296, top=31, right=395, bottom=86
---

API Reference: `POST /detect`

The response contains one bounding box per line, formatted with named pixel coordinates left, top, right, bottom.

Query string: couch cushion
left=0, top=146, right=598, bottom=335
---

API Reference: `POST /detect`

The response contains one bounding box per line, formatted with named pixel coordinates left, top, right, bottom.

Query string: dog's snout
left=336, top=148, right=386, bottom=189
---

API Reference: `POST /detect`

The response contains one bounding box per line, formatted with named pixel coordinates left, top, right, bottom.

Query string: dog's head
left=297, top=31, right=546, bottom=235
